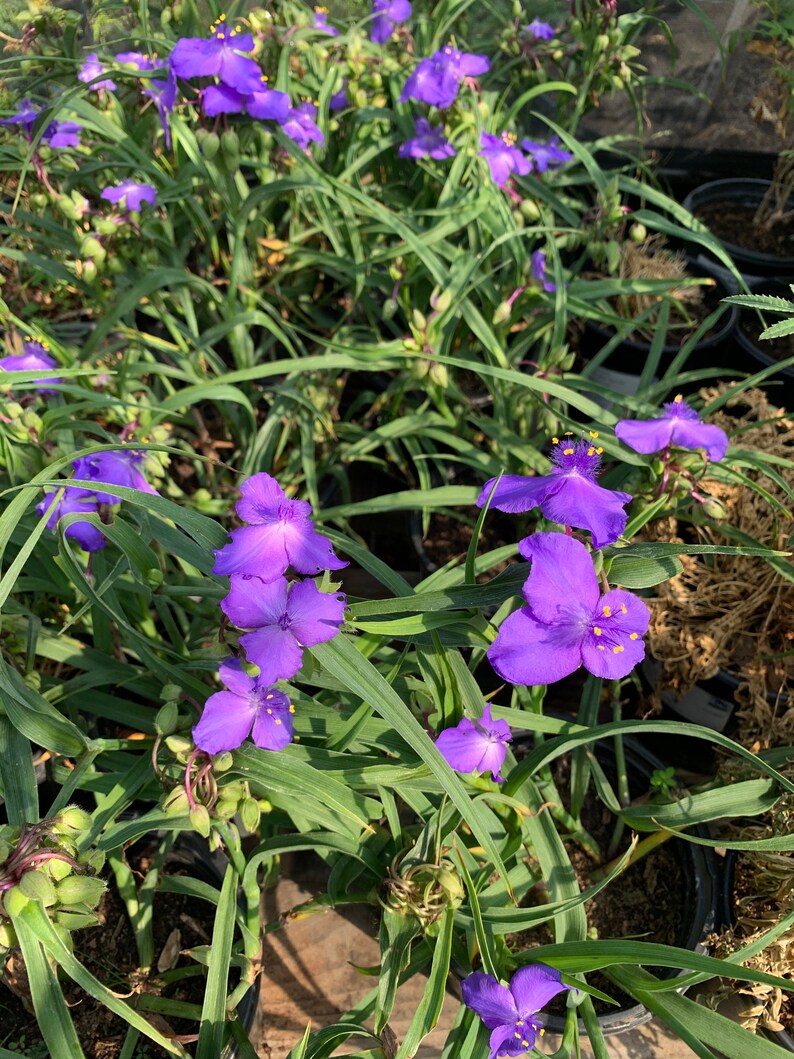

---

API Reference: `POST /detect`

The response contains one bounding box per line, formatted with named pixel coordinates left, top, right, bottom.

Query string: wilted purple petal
left=398, top=116, right=455, bottom=160
left=524, top=19, right=555, bottom=41
left=282, top=103, right=324, bottom=149
left=520, top=136, right=572, bottom=172
left=42, top=121, right=82, bottom=148
left=0, top=99, right=39, bottom=132
left=530, top=249, right=556, bottom=292
left=36, top=488, right=105, bottom=551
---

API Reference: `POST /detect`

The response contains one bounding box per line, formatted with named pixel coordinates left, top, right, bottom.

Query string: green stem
left=607, top=681, right=630, bottom=859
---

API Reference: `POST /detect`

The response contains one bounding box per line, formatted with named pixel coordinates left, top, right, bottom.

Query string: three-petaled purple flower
left=488, top=532, right=650, bottom=686
left=480, top=131, right=531, bottom=188
left=43, top=121, right=83, bottom=148
left=312, top=6, right=339, bottom=35
left=399, top=46, right=489, bottom=109
left=530, top=250, right=555, bottom=293
left=0, top=99, right=39, bottom=135
left=435, top=704, right=511, bottom=782
left=213, top=473, right=347, bottom=580
left=78, top=54, right=117, bottom=92
left=523, top=19, right=556, bottom=41
left=0, top=338, right=61, bottom=393
left=115, top=51, right=158, bottom=71
left=36, top=488, right=106, bottom=552
left=170, top=14, right=263, bottom=94
left=193, top=659, right=295, bottom=754
left=615, top=394, right=728, bottom=462
left=282, top=102, right=324, bottom=149
left=462, top=964, right=574, bottom=1059
left=71, top=450, right=159, bottom=504
left=221, top=575, right=346, bottom=684
left=100, top=181, right=157, bottom=211
left=371, top=0, right=411, bottom=44
left=398, top=117, right=455, bottom=160
left=477, top=435, right=632, bottom=550
left=520, top=136, right=572, bottom=172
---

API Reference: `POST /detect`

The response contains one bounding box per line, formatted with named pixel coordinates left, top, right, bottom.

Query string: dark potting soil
left=694, top=201, right=794, bottom=260
left=0, top=847, right=219, bottom=1058
left=418, top=510, right=516, bottom=577
left=510, top=754, right=684, bottom=1016
left=739, top=310, right=794, bottom=365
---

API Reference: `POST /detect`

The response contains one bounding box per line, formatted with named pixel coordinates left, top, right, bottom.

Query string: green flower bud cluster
left=383, top=853, right=464, bottom=933
left=0, top=811, right=106, bottom=945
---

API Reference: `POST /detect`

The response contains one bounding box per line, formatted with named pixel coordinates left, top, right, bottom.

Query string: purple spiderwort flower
left=530, top=249, right=555, bottom=293
left=329, top=82, right=348, bottom=111
left=477, top=436, right=632, bottom=550
left=100, top=181, right=157, bottom=211
left=71, top=450, right=159, bottom=505
left=140, top=60, right=177, bottom=146
left=312, top=6, right=339, bottom=36
left=462, top=964, right=574, bottom=1059
left=523, top=19, right=556, bottom=41
left=36, top=488, right=106, bottom=552
left=115, top=51, right=157, bottom=70
left=480, top=131, right=531, bottom=187
left=615, top=394, right=729, bottom=462
left=213, top=473, right=347, bottom=580
left=0, top=338, right=61, bottom=393
left=399, top=45, right=489, bottom=109
left=371, top=0, right=411, bottom=44
left=435, top=704, right=511, bottom=782
left=398, top=117, right=455, bottom=160
left=488, top=532, right=650, bottom=686
left=282, top=102, right=324, bottom=150
left=42, top=121, right=82, bottom=148
left=221, top=575, right=346, bottom=684
left=520, top=136, right=572, bottom=172
left=78, top=54, right=117, bottom=92
left=193, top=658, right=294, bottom=754
left=0, top=99, right=39, bottom=136
left=170, top=14, right=263, bottom=94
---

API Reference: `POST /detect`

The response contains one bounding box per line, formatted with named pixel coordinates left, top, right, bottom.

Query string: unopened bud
left=492, top=301, right=512, bottom=326
left=432, top=289, right=452, bottom=314
left=57, top=806, right=92, bottom=835
left=20, top=869, right=57, bottom=906
left=213, top=751, right=233, bottom=772
left=189, top=804, right=211, bottom=838
left=165, top=734, right=193, bottom=756
left=411, top=309, right=427, bottom=332
left=156, top=701, right=179, bottom=736
left=46, top=858, right=73, bottom=882
left=240, top=797, right=260, bottom=833
left=699, top=496, right=728, bottom=520
left=2, top=885, right=29, bottom=917
left=596, top=33, right=611, bottom=52
left=163, top=787, right=190, bottom=816
left=629, top=222, right=647, bottom=244
left=382, top=297, right=398, bottom=320
left=520, top=199, right=541, bottom=222
left=201, top=131, right=221, bottom=160
left=55, top=874, right=106, bottom=908
left=0, top=922, right=17, bottom=949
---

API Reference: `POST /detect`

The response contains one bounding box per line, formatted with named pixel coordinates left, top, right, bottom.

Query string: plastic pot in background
left=514, top=734, right=719, bottom=1038
left=734, top=279, right=794, bottom=404
left=682, top=179, right=794, bottom=282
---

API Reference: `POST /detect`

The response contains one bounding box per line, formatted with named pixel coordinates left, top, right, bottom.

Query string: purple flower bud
left=523, top=19, right=556, bottom=41
left=41, top=121, right=82, bottom=148
left=530, top=249, right=556, bottom=292
left=615, top=395, right=729, bottom=462
left=281, top=102, right=324, bottom=150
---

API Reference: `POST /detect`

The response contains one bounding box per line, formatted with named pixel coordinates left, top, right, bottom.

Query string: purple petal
left=203, top=84, right=245, bottom=115
left=540, top=476, right=631, bottom=550
left=615, top=418, right=674, bottom=455
left=580, top=589, right=650, bottom=679
left=238, top=625, right=304, bottom=684
left=221, top=575, right=289, bottom=630
left=489, top=1024, right=532, bottom=1059
left=251, top=689, right=294, bottom=750
left=236, top=473, right=291, bottom=521
left=510, top=964, right=570, bottom=1016
left=461, top=972, right=518, bottom=1029
left=218, top=657, right=256, bottom=696
left=481, top=703, right=511, bottom=743
left=477, top=474, right=551, bottom=514
left=370, top=13, right=393, bottom=43
left=517, top=532, right=600, bottom=619
left=285, top=579, right=346, bottom=647
left=458, top=52, right=490, bottom=76
left=488, top=608, right=583, bottom=686
left=435, top=718, right=488, bottom=774
left=192, top=689, right=255, bottom=753
left=670, top=420, right=728, bottom=462
left=387, top=0, right=411, bottom=19
left=213, top=523, right=290, bottom=580
left=217, top=51, right=264, bottom=94
left=246, top=86, right=290, bottom=123
left=283, top=522, right=348, bottom=577
left=170, top=37, right=221, bottom=79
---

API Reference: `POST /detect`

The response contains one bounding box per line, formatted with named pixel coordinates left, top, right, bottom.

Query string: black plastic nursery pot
left=579, top=265, right=739, bottom=402
left=734, top=279, right=794, bottom=404
left=682, top=179, right=794, bottom=281
left=515, top=735, right=719, bottom=1038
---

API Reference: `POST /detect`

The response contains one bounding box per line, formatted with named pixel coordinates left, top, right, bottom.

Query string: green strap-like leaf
left=14, top=913, right=85, bottom=1058
left=395, top=906, right=454, bottom=1059
left=196, top=861, right=238, bottom=1059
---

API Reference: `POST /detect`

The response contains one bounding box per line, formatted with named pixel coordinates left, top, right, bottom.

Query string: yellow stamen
left=593, top=627, right=602, bottom=636
left=266, top=708, right=272, bottom=715
left=629, top=632, right=638, bottom=640
left=674, top=393, right=683, bottom=403
left=621, top=603, right=627, bottom=614
left=564, top=430, right=573, bottom=436
left=289, top=704, right=295, bottom=713
left=552, top=436, right=559, bottom=444
left=521, top=1041, right=529, bottom=1048
left=563, top=447, right=574, bottom=455
left=589, top=431, right=599, bottom=438
left=514, top=1033, right=522, bottom=1039
left=266, top=693, right=273, bottom=699
left=275, top=719, right=282, bottom=725
left=587, top=446, right=595, bottom=456
left=597, top=644, right=605, bottom=651
left=596, top=446, right=604, bottom=454
left=517, top=1021, right=524, bottom=1027
left=613, top=645, right=624, bottom=654
left=603, top=605, right=612, bottom=617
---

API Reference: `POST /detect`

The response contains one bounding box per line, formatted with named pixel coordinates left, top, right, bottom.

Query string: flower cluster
left=36, top=447, right=159, bottom=552
left=194, top=474, right=348, bottom=755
